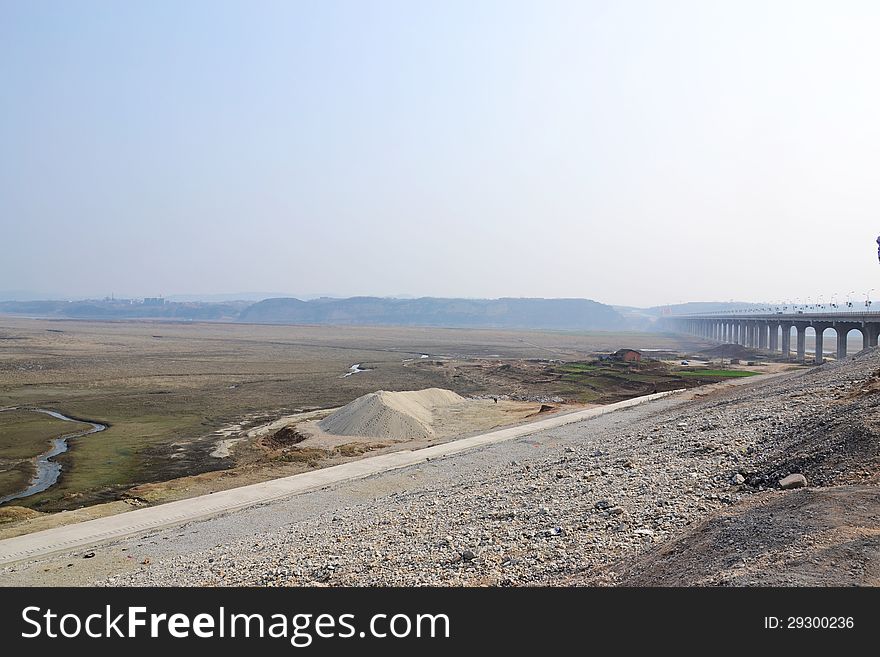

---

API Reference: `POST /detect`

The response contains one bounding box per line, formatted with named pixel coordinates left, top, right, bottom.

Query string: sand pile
left=318, top=388, right=465, bottom=441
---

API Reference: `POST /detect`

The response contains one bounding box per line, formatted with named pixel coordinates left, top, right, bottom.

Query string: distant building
left=143, top=297, right=165, bottom=306
left=613, top=348, right=642, bottom=363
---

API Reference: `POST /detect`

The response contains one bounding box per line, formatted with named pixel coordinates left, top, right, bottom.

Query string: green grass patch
left=24, top=412, right=208, bottom=509
left=0, top=410, right=91, bottom=461
left=676, top=369, right=759, bottom=378
left=0, top=467, right=31, bottom=498
left=556, top=363, right=599, bottom=374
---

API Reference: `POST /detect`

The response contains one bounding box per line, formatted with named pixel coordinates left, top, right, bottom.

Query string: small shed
left=613, top=348, right=642, bottom=363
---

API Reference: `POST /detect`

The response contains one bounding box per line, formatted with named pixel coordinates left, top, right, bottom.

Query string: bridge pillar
left=812, top=322, right=832, bottom=365
left=768, top=321, right=779, bottom=352
left=758, top=322, right=768, bottom=350
left=836, top=326, right=848, bottom=360
left=780, top=322, right=792, bottom=359
left=865, top=323, right=880, bottom=348
left=796, top=324, right=807, bottom=363
left=749, top=322, right=758, bottom=348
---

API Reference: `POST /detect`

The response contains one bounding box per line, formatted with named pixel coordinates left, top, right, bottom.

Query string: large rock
left=779, top=473, right=808, bottom=489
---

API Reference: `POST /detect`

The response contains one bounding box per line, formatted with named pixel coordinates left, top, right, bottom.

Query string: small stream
left=0, top=408, right=106, bottom=505
left=341, top=363, right=372, bottom=378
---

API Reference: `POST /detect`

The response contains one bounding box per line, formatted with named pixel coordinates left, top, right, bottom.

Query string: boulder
left=779, top=473, right=807, bottom=490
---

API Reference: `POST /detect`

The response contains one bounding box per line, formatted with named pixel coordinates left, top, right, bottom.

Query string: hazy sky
left=2, top=1, right=880, bottom=307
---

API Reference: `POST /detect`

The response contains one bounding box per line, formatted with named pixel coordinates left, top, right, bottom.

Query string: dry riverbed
left=5, top=351, right=873, bottom=586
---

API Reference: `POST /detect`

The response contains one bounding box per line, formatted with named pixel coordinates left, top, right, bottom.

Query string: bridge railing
left=670, top=310, right=878, bottom=320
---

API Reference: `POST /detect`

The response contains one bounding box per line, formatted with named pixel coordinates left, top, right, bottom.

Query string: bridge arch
left=669, top=313, right=880, bottom=362
left=834, top=324, right=867, bottom=360
left=808, top=324, right=835, bottom=364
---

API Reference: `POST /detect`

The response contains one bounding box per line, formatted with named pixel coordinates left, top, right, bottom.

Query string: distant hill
left=238, top=297, right=627, bottom=330
left=0, top=299, right=247, bottom=321
left=1, top=295, right=773, bottom=329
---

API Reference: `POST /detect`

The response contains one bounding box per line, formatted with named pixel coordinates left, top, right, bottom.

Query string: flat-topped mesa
left=318, top=388, right=465, bottom=441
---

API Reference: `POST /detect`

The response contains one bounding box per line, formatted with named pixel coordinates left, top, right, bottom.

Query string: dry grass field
left=0, top=316, right=710, bottom=515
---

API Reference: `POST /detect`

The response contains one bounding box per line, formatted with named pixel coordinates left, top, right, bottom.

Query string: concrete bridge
left=666, top=311, right=880, bottom=364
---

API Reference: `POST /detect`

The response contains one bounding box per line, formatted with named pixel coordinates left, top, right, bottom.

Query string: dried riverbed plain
left=0, top=317, right=714, bottom=528
left=3, top=348, right=878, bottom=587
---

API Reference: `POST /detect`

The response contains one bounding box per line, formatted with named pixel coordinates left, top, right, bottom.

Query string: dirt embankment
left=606, top=354, right=880, bottom=586
left=614, top=485, right=880, bottom=586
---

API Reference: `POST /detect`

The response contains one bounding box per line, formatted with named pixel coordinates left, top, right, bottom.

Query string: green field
left=0, top=410, right=92, bottom=496
left=0, top=410, right=92, bottom=459
left=552, top=361, right=694, bottom=403
left=556, top=363, right=600, bottom=374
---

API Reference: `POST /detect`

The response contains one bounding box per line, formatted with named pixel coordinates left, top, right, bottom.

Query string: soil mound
left=318, top=388, right=465, bottom=441
left=697, top=344, right=754, bottom=360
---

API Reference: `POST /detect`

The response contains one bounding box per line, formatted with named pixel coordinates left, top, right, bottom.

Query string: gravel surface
left=4, top=350, right=878, bottom=587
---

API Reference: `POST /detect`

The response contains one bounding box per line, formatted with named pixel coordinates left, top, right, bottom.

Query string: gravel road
left=4, top=350, right=878, bottom=587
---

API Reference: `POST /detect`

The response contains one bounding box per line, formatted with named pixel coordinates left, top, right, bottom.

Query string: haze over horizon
left=0, top=288, right=771, bottom=310
left=3, top=1, right=880, bottom=307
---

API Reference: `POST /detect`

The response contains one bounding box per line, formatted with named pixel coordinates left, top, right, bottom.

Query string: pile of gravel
left=317, top=388, right=464, bottom=441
